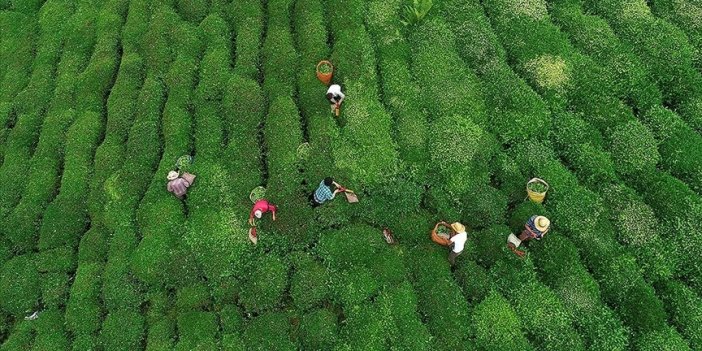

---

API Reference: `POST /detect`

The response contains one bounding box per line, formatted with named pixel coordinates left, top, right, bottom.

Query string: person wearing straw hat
left=326, top=84, right=345, bottom=115
left=166, top=170, right=195, bottom=199
left=507, top=215, right=550, bottom=257
left=448, top=222, right=467, bottom=266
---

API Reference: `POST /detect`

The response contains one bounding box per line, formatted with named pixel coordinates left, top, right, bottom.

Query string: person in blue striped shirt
left=309, top=177, right=343, bottom=207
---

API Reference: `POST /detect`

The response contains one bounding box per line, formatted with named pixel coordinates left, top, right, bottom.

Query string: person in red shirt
left=248, top=199, right=277, bottom=244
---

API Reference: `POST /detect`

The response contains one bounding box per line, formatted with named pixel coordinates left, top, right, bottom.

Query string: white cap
left=254, top=210, right=262, bottom=218
left=167, top=171, right=179, bottom=181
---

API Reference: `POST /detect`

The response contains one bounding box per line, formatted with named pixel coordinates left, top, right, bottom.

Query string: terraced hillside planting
left=1, top=0, right=701, bottom=349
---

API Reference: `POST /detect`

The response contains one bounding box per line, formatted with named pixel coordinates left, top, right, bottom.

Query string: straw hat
left=451, top=222, right=466, bottom=233
left=535, top=216, right=550, bottom=232
left=167, top=171, right=179, bottom=181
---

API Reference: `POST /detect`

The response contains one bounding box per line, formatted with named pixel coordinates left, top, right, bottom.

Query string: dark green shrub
left=176, top=284, right=212, bottom=312
left=176, top=0, right=210, bottom=23
left=429, top=114, right=497, bottom=194
left=175, top=312, right=218, bottom=351
left=231, top=0, right=263, bottom=79
left=242, top=312, right=295, bottom=351
left=239, top=254, right=289, bottom=313
left=0, top=321, right=33, bottom=351
left=38, top=111, right=102, bottom=250
left=145, top=318, right=176, bottom=351
left=31, top=309, right=69, bottom=350
left=472, top=291, right=534, bottom=351
left=41, top=272, right=70, bottom=308
left=65, top=263, right=103, bottom=336
left=490, top=259, right=586, bottom=351
left=634, top=327, right=691, bottom=351
left=469, top=225, right=511, bottom=268
left=33, top=246, right=75, bottom=274
left=290, top=253, right=330, bottom=310
left=0, top=255, right=39, bottom=316
left=454, top=260, right=493, bottom=304
left=100, top=310, right=145, bottom=351
left=405, top=245, right=472, bottom=350
left=219, top=305, right=243, bottom=334
left=657, top=280, right=702, bottom=350
left=298, top=309, right=338, bottom=351
left=608, top=120, right=660, bottom=175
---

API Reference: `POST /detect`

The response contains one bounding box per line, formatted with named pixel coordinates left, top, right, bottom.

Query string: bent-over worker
left=309, top=177, right=343, bottom=207
left=326, top=84, right=345, bottom=115
left=507, top=215, right=550, bottom=257
left=249, top=199, right=277, bottom=226
left=448, top=222, right=467, bottom=266
left=166, top=170, right=195, bottom=199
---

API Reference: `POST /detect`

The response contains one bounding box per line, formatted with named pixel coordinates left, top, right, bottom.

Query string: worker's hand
left=333, top=189, right=341, bottom=195
left=333, top=181, right=341, bottom=188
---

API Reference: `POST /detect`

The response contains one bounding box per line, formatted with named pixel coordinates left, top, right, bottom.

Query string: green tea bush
left=41, top=272, right=71, bottom=308
left=31, top=309, right=69, bottom=350
left=87, top=52, right=144, bottom=227
left=405, top=245, right=471, bottom=350
left=231, top=0, right=263, bottom=79
left=440, top=0, right=552, bottom=143
left=0, top=321, right=33, bottom=350
left=2, top=109, right=76, bottom=252
left=65, top=263, right=103, bottom=336
left=100, top=310, right=145, bottom=351
left=176, top=284, right=212, bottom=312
left=490, top=258, right=586, bottom=351
left=643, top=106, right=702, bottom=193
left=242, top=312, right=296, bottom=351
left=410, top=18, right=487, bottom=127
left=298, top=309, right=338, bottom=351
left=472, top=291, right=534, bottom=351
left=608, top=120, right=660, bottom=175
left=429, top=114, right=497, bottom=194
left=145, top=318, right=176, bottom=351
left=175, top=312, right=218, bottom=351
left=0, top=12, right=35, bottom=103
left=634, top=327, right=692, bottom=351
left=176, top=0, right=210, bottom=23
left=366, top=0, right=429, bottom=166
left=239, top=254, right=289, bottom=313
left=454, top=260, right=493, bottom=304
left=0, top=255, right=38, bottom=316
left=290, top=253, right=330, bottom=311
left=657, top=280, right=702, bottom=350
left=650, top=0, right=702, bottom=71
left=583, top=0, right=702, bottom=129
left=548, top=3, right=662, bottom=111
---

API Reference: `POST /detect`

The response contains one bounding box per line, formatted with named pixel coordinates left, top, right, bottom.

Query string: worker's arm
left=271, top=206, right=277, bottom=221
left=248, top=209, right=255, bottom=226
left=338, top=92, right=345, bottom=103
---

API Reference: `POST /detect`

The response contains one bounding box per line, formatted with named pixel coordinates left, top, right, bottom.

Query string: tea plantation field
left=1, top=0, right=702, bottom=349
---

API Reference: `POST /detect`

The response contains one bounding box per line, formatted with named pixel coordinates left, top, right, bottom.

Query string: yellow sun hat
left=535, top=216, right=550, bottom=232
left=451, top=222, right=466, bottom=233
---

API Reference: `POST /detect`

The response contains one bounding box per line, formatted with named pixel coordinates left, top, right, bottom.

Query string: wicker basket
left=316, top=60, right=333, bottom=85
left=526, top=178, right=549, bottom=204
left=431, top=222, right=454, bottom=247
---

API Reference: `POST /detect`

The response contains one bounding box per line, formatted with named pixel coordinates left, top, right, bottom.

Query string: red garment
left=250, top=199, right=277, bottom=221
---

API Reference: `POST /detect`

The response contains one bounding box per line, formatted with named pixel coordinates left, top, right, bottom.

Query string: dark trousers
left=448, top=244, right=462, bottom=266
left=308, top=193, right=321, bottom=207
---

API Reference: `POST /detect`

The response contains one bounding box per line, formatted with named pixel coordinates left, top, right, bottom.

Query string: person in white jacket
left=326, top=84, right=345, bottom=115
left=448, top=222, right=467, bottom=266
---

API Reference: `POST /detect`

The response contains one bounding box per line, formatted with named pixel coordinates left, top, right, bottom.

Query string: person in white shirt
left=326, top=84, right=345, bottom=115
left=448, top=222, right=467, bottom=266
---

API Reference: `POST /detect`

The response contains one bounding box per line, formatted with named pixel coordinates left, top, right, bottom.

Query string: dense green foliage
left=0, top=0, right=700, bottom=349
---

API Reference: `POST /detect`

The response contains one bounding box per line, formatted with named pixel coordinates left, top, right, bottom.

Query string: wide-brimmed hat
left=167, top=171, right=179, bottom=181
left=451, top=222, right=466, bottom=233
left=535, top=216, right=550, bottom=232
